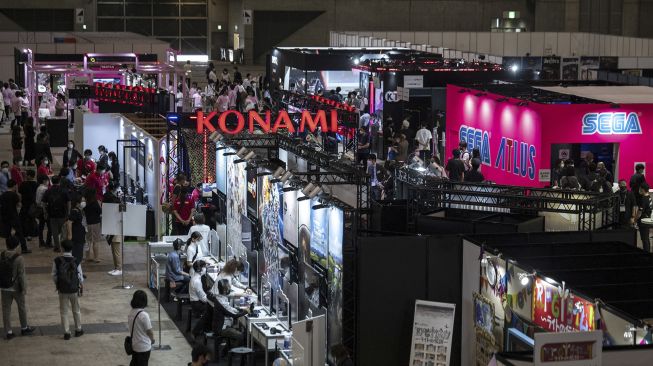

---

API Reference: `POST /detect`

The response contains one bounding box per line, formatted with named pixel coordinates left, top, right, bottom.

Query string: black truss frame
left=396, top=167, right=619, bottom=231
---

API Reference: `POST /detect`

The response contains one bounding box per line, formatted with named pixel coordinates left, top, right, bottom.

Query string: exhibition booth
left=445, top=84, right=653, bottom=187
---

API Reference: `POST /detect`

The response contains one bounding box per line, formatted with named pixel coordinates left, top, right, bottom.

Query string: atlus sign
left=195, top=110, right=339, bottom=134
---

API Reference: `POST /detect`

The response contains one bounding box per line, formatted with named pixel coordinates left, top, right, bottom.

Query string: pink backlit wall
left=446, top=85, right=652, bottom=187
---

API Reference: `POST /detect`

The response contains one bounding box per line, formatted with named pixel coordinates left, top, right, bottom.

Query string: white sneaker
left=111, top=270, right=122, bottom=276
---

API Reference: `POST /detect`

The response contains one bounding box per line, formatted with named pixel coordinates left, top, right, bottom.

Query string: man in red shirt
left=171, top=174, right=194, bottom=235
left=36, top=157, right=52, bottom=178
left=85, top=164, right=107, bottom=202
left=10, top=157, right=23, bottom=186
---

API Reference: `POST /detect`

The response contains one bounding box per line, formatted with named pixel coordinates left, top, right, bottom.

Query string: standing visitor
left=62, top=140, right=83, bottom=174
left=35, top=126, right=52, bottom=164
left=185, top=232, right=204, bottom=269
left=97, top=145, right=109, bottom=168
left=85, top=164, right=107, bottom=202
left=11, top=126, right=22, bottom=163
left=52, top=240, right=84, bottom=340
left=18, top=91, right=29, bottom=126
left=630, top=163, right=647, bottom=204
left=37, top=157, right=52, bottom=178
left=18, top=170, right=37, bottom=242
left=1, top=236, right=35, bottom=340
left=464, top=159, right=485, bottom=183
left=233, top=66, right=242, bottom=84
left=221, top=68, right=230, bottom=84
left=415, top=123, right=433, bottom=162
left=445, top=149, right=465, bottom=182
left=459, top=141, right=471, bottom=171
left=172, top=174, right=194, bottom=235
left=43, top=176, right=69, bottom=252
left=35, top=175, right=50, bottom=247
left=183, top=61, right=192, bottom=86
left=66, top=196, right=86, bottom=265
left=22, top=121, right=35, bottom=167
left=108, top=152, right=120, bottom=185
left=78, top=150, right=96, bottom=178
left=356, top=127, right=370, bottom=166
left=366, top=154, right=384, bottom=201
left=104, top=182, right=122, bottom=276
left=127, top=290, right=155, bottom=366
left=618, top=180, right=637, bottom=230
left=0, top=180, right=30, bottom=253
left=9, top=157, right=23, bottom=187
left=83, top=189, right=102, bottom=264
left=11, top=91, right=21, bottom=128
left=215, top=87, right=230, bottom=112
left=637, top=183, right=652, bottom=252
left=2, top=83, right=11, bottom=123
left=428, top=156, right=447, bottom=178
left=189, top=260, right=212, bottom=338
left=176, top=86, right=184, bottom=113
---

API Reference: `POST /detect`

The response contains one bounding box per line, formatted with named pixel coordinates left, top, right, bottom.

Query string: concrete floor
left=0, top=121, right=192, bottom=365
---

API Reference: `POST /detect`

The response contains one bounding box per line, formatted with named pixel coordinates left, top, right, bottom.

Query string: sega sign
left=582, top=112, right=642, bottom=135
left=459, top=125, right=491, bottom=166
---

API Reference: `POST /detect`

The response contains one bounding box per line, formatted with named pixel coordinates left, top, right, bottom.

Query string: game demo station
left=445, top=83, right=653, bottom=188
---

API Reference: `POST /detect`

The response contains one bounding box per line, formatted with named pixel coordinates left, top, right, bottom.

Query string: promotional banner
left=258, top=175, right=283, bottom=290
left=282, top=183, right=299, bottom=247
left=561, top=57, right=579, bottom=80
left=327, top=207, right=344, bottom=358
left=532, top=278, right=596, bottom=333
left=226, top=155, right=246, bottom=256
left=446, top=86, right=542, bottom=186
left=534, top=331, right=602, bottom=366
left=409, top=300, right=456, bottom=366
left=542, top=56, right=561, bottom=80
left=216, top=147, right=227, bottom=194
left=309, top=197, right=329, bottom=268
left=246, top=168, right=258, bottom=218
left=298, top=195, right=312, bottom=264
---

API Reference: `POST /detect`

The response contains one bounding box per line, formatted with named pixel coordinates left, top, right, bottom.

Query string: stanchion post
left=153, top=260, right=171, bottom=351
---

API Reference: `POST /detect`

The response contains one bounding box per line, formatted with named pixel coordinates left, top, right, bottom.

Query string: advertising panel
left=408, top=300, right=456, bottom=366
left=246, top=168, right=258, bottom=218
left=532, top=278, right=596, bottom=333
left=226, top=154, right=247, bottom=256
left=309, top=197, right=329, bottom=268
left=446, top=86, right=543, bottom=186
left=297, top=195, right=312, bottom=264
left=216, top=147, right=228, bottom=194
left=327, top=207, right=344, bottom=356
left=534, top=331, right=602, bottom=366
left=282, top=182, right=298, bottom=247
left=258, top=174, right=283, bottom=290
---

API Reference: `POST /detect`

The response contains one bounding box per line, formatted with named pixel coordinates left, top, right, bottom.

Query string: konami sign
left=196, top=110, right=339, bottom=134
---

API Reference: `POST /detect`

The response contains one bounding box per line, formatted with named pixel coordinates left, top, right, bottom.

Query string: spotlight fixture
left=209, top=131, right=223, bottom=142
left=282, top=186, right=300, bottom=192
left=518, top=272, right=535, bottom=286
left=297, top=183, right=323, bottom=201
left=235, top=147, right=248, bottom=158
left=234, top=151, right=256, bottom=164
left=312, top=203, right=330, bottom=210
left=511, top=64, right=519, bottom=72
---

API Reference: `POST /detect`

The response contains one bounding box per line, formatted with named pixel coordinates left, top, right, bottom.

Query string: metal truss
left=396, top=167, right=620, bottom=231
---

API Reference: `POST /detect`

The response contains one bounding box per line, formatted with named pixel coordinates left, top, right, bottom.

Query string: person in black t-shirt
left=630, top=163, right=647, bottom=205
left=66, top=195, right=86, bottom=265
left=637, top=182, right=652, bottom=252
left=356, top=127, right=370, bottom=166
left=464, top=158, right=485, bottom=183
left=18, top=170, right=38, bottom=239
left=618, top=180, right=637, bottom=229
left=445, top=149, right=465, bottom=182
left=0, top=180, right=30, bottom=253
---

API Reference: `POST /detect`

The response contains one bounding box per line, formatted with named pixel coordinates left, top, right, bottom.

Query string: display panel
left=258, top=174, right=283, bottom=290
left=226, top=154, right=246, bottom=257
left=246, top=168, right=258, bottom=218
left=309, top=198, right=328, bottom=268
left=297, top=194, right=312, bottom=264
left=282, top=182, right=298, bottom=247
left=327, top=207, right=344, bottom=362
left=216, top=147, right=228, bottom=194
left=303, top=264, right=322, bottom=309
left=532, top=278, right=595, bottom=333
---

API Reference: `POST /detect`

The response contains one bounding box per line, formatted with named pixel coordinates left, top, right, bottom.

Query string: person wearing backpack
left=1, top=236, right=35, bottom=340
left=52, top=240, right=84, bottom=340
left=42, top=175, right=70, bottom=252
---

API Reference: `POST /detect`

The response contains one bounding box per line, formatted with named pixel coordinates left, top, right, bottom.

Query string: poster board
left=532, top=278, right=596, bottom=333
left=409, top=300, right=456, bottom=366
left=474, top=293, right=497, bottom=366
left=534, top=331, right=602, bottom=366
left=101, top=203, right=147, bottom=237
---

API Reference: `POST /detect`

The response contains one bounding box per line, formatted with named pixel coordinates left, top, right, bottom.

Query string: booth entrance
left=550, top=142, right=618, bottom=177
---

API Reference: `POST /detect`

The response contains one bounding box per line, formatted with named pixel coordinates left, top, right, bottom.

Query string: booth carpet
left=150, top=288, right=272, bottom=366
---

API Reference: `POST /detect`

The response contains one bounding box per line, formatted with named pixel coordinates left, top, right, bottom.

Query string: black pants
left=191, top=301, right=213, bottom=336
left=3, top=218, right=28, bottom=251
left=172, top=221, right=190, bottom=235
left=19, top=205, right=36, bottom=237
left=640, top=224, right=651, bottom=252
left=130, top=351, right=151, bottom=366
left=38, top=213, right=51, bottom=246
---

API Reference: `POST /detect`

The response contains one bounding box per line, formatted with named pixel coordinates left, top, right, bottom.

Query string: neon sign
left=459, top=125, right=537, bottom=180
left=582, top=112, right=642, bottom=135
left=196, top=110, right=339, bottom=134
left=93, top=82, right=156, bottom=106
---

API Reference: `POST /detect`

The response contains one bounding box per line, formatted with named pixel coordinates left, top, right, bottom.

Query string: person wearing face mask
left=37, top=157, right=52, bottom=178
left=85, top=164, right=107, bottom=202
left=77, top=149, right=96, bottom=178
left=0, top=161, right=9, bottom=194
left=62, top=140, right=81, bottom=170
left=366, top=154, right=384, bottom=201
left=0, top=180, right=30, bottom=253
left=188, top=344, right=212, bottom=366
left=9, top=157, right=23, bottom=187
left=552, top=159, right=565, bottom=187
left=66, top=195, right=86, bottom=265
left=97, top=145, right=109, bottom=167
left=618, top=180, right=637, bottom=230
left=189, top=260, right=212, bottom=338
left=637, top=183, right=652, bottom=252
left=211, top=259, right=248, bottom=298
left=188, top=213, right=210, bottom=256
left=185, top=232, right=205, bottom=269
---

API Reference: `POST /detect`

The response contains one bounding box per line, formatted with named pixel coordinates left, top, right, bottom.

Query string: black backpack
left=0, top=251, right=19, bottom=289
left=55, top=256, right=80, bottom=294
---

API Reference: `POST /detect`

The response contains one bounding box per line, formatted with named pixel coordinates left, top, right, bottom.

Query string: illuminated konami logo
left=582, top=112, right=642, bottom=135
left=196, top=110, right=338, bottom=134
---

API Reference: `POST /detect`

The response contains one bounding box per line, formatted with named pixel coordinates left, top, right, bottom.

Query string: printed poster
left=534, top=331, right=602, bottom=366
left=226, top=154, right=247, bottom=258
left=282, top=182, right=298, bottom=247
left=409, top=300, right=456, bottom=366
left=532, top=278, right=595, bottom=333
left=561, top=58, right=579, bottom=80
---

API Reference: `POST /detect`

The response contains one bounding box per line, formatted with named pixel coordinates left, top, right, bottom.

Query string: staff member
left=637, top=182, right=652, bottom=252
left=189, top=260, right=212, bottom=338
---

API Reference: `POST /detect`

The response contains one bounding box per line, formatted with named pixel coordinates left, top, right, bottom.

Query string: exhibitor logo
left=582, top=112, right=642, bottom=135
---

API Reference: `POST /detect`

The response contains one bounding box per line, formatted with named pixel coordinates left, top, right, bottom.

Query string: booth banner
left=561, top=58, right=579, bottom=80
left=258, top=175, right=282, bottom=290
left=408, top=300, right=456, bottom=366
left=446, top=86, right=542, bottom=186
left=404, top=75, right=423, bottom=89
left=309, top=198, right=329, bottom=268
left=534, top=331, right=602, bottom=366
left=532, top=278, right=596, bottom=333
left=541, top=57, right=561, bottom=80
left=327, top=207, right=344, bottom=356
left=226, top=154, right=247, bottom=257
